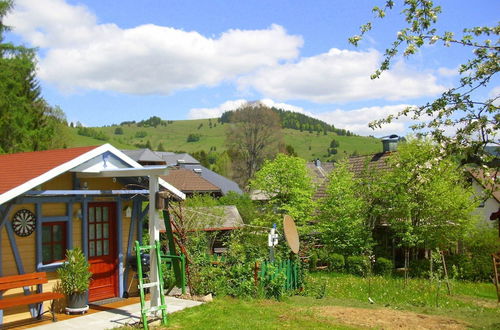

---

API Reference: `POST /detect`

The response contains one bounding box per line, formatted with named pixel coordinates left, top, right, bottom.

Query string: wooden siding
left=1, top=175, right=141, bottom=324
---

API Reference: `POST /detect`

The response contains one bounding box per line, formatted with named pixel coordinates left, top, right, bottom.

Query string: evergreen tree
left=0, top=0, right=67, bottom=153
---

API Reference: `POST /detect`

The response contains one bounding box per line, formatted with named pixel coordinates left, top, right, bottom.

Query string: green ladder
left=135, top=240, right=168, bottom=329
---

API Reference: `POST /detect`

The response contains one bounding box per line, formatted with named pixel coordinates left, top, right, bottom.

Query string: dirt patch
left=315, top=306, right=468, bottom=329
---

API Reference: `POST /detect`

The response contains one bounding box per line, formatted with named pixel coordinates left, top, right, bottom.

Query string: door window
left=88, top=206, right=112, bottom=257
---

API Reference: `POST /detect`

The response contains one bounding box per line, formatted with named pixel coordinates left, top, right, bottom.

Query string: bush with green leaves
left=185, top=227, right=305, bottom=299
left=328, top=253, right=345, bottom=272
left=309, top=252, right=319, bottom=271
left=374, top=257, right=393, bottom=276
left=409, top=258, right=430, bottom=278
left=57, top=248, right=92, bottom=295
left=260, top=263, right=287, bottom=300
left=345, top=255, right=369, bottom=276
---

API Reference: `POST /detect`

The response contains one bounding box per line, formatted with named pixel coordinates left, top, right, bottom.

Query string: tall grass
left=305, top=272, right=497, bottom=309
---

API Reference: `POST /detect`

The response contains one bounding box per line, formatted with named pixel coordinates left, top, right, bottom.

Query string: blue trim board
left=25, top=190, right=150, bottom=196
left=116, top=199, right=124, bottom=297
left=5, top=220, right=37, bottom=317
left=35, top=202, right=43, bottom=271
left=137, top=203, right=149, bottom=245
left=39, top=216, right=70, bottom=223
left=0, top=203, right=13, bottom=230
left=66, top=203, right=73, bottom=250
left=82, top=200, right=88, bottom=258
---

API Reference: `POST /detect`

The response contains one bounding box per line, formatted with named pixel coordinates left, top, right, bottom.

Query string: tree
left=114, top=127, right=124, bottom=135
left=226, top=103, right=282, bottom=187
left=379, top=139, right=477, bottom=252
left=350, top=1, right=499, bottom=167
left=213, top=151, right=232, bottom=178
left=251, top=154, right=315, bottom=227
left=318, top=160, right=373, bottom=256
left=0, top=0, right=68, bottom=153
left=157, top=141, right=166, bottom=151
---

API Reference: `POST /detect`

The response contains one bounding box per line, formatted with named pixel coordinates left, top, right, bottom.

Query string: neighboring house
left=0, top=144, right=184, bottom=324
left=161, top=167, right=222, bottom=197
left=307, top=137, right=394, bottom=200
left=155, top=151, right=243, bottom=195
left=468, top=168, right=500, bottom=226
left=121, top=148, right=166, bottom=166
left=306, top=159, right=334, bottom=200
left=162, top=206, right=244, bottom=254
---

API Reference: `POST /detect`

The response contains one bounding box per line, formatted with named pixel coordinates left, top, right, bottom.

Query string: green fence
left=258, top=259, right=300, bottom=291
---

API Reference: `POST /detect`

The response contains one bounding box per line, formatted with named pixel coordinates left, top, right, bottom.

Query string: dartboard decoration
left=12, top=209, right=36, bottom=237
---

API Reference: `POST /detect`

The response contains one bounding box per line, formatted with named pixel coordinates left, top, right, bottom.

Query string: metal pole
left=149, top=175, right=160, bottom=309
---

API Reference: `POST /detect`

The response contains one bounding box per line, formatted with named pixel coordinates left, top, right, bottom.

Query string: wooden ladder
left=492, top=253, right=500, bottom=302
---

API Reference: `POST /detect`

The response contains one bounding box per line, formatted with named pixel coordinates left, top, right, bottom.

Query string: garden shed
left=0, top=144, right=184, bottom=323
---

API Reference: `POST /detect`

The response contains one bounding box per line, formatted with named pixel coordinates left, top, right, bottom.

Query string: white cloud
left=189, top=99, right=248, bottom=119
left=315, top=104, right=415, bottom=136
left=437, top=66, right=458, bottom=77
left=189, top=99, right=414, bottom=136
left=6, top=0, right=303, bottom=94
left=238, top=48, right=445, bottom=103
left=489, top=86, right=500, bottom=106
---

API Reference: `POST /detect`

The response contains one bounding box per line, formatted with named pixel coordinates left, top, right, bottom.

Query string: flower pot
left=67, top=291, right=88, bottom=309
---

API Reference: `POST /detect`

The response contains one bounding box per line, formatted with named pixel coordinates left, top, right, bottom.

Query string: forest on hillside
left=220, top=107, right=354, bottom=136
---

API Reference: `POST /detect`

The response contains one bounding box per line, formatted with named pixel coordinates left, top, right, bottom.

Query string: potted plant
left=57, top=248, right=92, bottom=309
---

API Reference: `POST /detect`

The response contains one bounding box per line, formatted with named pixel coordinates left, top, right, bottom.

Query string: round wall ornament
left=12, top=209, right=36, bottom=237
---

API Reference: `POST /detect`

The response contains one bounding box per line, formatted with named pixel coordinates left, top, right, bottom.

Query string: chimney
left=382, top=134, right=399, bottom=153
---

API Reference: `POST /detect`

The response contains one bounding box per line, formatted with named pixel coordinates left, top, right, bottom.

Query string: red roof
left=0, top=146, right=97, bottom=195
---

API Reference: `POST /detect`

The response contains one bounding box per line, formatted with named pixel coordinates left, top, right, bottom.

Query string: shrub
left=409, top=258, right=430, bottom=278
left=327, top=253, right=345, bottom=272
left=309, top=252, right=319, bottom=271
left=57, top=248, right=92, bottom=295
left=346, top=256, right=369, bottom=276
left=135, top=131, right=147, bottom=138
left=260, top=263, right=287, bottom=300
left=187, top=133, right=201, bottom=142
left=374, top=257, right=393, bottom=276
left=114, top=127, right=124, bottom=135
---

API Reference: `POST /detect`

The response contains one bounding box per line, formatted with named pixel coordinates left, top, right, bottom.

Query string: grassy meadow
left=152, top=273, right=500, bottom=329
left=67, top=118, right=381, bottom=161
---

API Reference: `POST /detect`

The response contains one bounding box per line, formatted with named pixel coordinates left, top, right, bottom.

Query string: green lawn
left=158, top=273, right=500, bottom=329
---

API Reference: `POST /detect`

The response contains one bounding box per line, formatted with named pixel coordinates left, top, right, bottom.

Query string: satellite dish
left=283, top=215, right=300, bottom=254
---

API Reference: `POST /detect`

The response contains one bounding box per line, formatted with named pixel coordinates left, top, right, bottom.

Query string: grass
left=66, top=119, right=381, bottom=161
left=146, top=273, right=500, bottom=329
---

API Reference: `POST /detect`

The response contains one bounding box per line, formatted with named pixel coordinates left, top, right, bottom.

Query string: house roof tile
left=307, top=152, right=393, bottom=200
left=348, top=152, right=393, bottom=177
left=161, top=168, right=221, bottom=194
left=0, top=146, right=97, bottom=195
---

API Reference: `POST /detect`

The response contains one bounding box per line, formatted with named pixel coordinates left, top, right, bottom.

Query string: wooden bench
left=0, top=272, right=64, bottom=323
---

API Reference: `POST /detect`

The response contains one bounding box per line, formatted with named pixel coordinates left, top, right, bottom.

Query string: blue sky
left=5, top=0, right=499, bottom=136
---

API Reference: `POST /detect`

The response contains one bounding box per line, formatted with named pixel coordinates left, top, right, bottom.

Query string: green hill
left=67, top=117, right=382, bottom=161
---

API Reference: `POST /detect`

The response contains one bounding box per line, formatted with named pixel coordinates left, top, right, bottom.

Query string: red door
left=88, top=203, right=118, bottom=302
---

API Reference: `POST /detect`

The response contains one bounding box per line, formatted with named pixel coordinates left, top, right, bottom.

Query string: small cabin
left=0, top=144, right=184, bottom=323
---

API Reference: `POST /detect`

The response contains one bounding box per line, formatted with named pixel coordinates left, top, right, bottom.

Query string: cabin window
left=42, top=222, right=67, bottom=264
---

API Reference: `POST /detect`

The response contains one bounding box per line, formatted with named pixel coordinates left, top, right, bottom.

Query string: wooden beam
left=149, top=175, right=160, bottom=308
